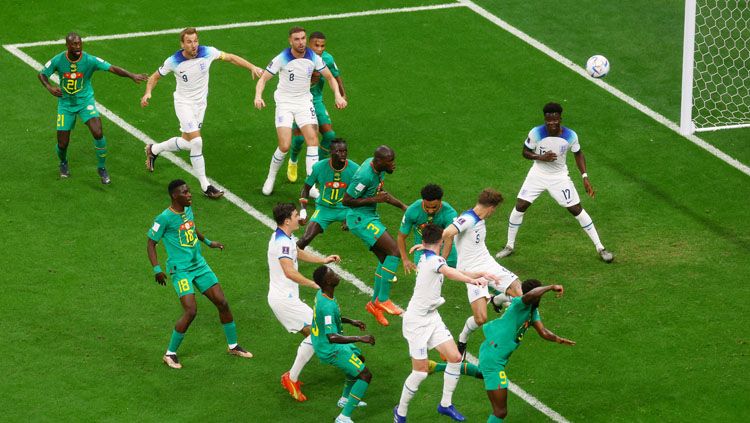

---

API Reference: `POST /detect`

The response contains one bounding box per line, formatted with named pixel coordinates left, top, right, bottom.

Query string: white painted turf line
left=4, top=5, right=571, bottom=419
left=459, top=0, right=750, bottom=178
left=6, top=3, right=463, bottom=48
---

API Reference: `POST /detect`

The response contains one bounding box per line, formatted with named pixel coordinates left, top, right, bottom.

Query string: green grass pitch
left=1, top=1, right=748, bottom=421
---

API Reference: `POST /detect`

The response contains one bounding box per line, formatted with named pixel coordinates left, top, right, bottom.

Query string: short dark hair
left=313, top=265, right=330, bottom=285
left=180, top=27, right=198, bottom=42
left=522, top=279, right=543, bottom=294
left=420, top=184, right=444, bottom=201
left=289, top=26, right=306, bottom=36
left=273, top=203, right=297, bottom=225
left=330, top=138, right=347, bottom=148
left=66, top=32, right=81, bottom=43
left=374, top=145, right=394, bottom=160
left=168, top=179, right=187, bottom=195
left=477, top=188, right=503, bottom=207
left=421, top=223, right=443, bottom=244
left=543, top=102, right=563, bottom=115
left=309, top=31, right=326, bottom=41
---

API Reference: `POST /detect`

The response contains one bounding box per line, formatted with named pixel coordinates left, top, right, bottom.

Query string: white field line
left=5, top=3, right=463, bottom=48
left=459, top=0, right=750, bottom=178
left=4, top=5, right=572, bottom=420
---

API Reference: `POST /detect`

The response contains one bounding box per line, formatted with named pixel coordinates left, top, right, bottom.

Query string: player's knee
left=495, top=406, right=508, bottom=419
left=190, top=137, right=203, bottom=154
left=475, top=315, right=487, bottom=326
left=445, top=351, right=463, bottom=363
left=359, top=368, right=372, bottom=383
left=184, top=307, right=198, bottom=321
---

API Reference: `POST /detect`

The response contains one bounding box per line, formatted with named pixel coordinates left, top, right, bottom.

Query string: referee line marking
left=458, top=0, right=750, bottom=177
left=3, top=5, right=571, bottom=421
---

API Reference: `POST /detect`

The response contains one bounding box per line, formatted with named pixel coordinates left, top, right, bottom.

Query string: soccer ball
left=585, top=55, right=610, bottom=78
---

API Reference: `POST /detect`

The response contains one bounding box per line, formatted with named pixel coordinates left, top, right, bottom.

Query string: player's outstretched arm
left=38, top=73, right=62, bottom=97
left=521, top=284, right=564, bottom=305
left=196, top=229, right=224, bottom=250
left=297, top=248, right=340, bottom=265
left=532, top=320, right=575, bottom=345
left=254, top=71, right=273, bottom=109
left=342, top=317, right=367, bottom=331
left=320, top=67, right=347, bottom=109
left=140, top=71, right=161, bottom=107
left=574, top=150, right=595, bottom=197
left=109, top=65, right=149, bottom=83
left=147, top=238, right=167, bottom=285
left=440, top=265, right=487, bottom=286
left=221, top=53, right=263, bottom=79
left=326, top=333, right=375, bottom=345
left=279, top=257, right=319, bottom=289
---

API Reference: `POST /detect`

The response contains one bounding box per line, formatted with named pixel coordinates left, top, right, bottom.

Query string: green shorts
left=479, top=340, right=510, bottom=390
left=321, top=345, right=366, bottom=378
left=310, top=206, right=348, bottom=231
left=56, top=97, right=100, bottom=131
left=170, top=264, right=219, bottom=297
left=414, top=244, right=457, bottom=267
left=346, top=213, right=387, bottom=248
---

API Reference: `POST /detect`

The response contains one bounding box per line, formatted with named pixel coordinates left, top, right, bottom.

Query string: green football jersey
left=399, top=199, right=458, bottom=244
left=305, top=159, right=359, bottom=209
left=147, top=206, right=206, bottom=271
left=345, top=157, right=385, bottom=218
left=311, top=51, right=340, bottom=99
left=482, top=296, right=541, bottom=365
left=40, top=51, right=112, bottom=105
left=311, top=290, right=343, bottom=359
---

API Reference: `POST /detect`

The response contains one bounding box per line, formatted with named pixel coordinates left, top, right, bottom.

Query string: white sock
left=397, top=370, right=428, bottom=416
left=491, top=293, right=510, bottom=307
left=267, top=147, right=287, bottom=181
left=440, top=362, right=462, bottom=407
left=152, top=136, right=190, bottom=155
left=507, top=208, right=525, bottom=248
left=289, top=335, right=314, bottom=382
left=228, top=343, right=237, bottom=349
left=188, top=137, right=209, bottom=191
left=165, top=349, right=176, bottom=355
left=305, top=146, right=319, bottom=175
left=458, top=316, right=479, bottom=343
left=575, top=209, right=604, bottom=250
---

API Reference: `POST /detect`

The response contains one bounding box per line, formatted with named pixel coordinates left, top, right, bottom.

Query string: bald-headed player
left=39, top=32, right=148, bottom=184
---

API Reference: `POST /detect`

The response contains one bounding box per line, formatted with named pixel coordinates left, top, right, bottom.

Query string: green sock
left=319, top=130, right=336, bottom=160
left=222, top=321, right=238, bottom=345
left=378, top=255, right=401, bottom=302
left=371, top=264, right=383, bottom=302
left=435, top=361, right=481, bottom=378
left=488, top=414, right=504, bottom=423
left=167, top=329, right=185, bottom=353
left=56, top=145, right=68, bottom=163
left=341, top=377, right=356, bottom=399
left=289, top=135, right=305, bottom=163
left=94, top=136, right=107, bottom=168
left=342, top=379, right=369, bottom=417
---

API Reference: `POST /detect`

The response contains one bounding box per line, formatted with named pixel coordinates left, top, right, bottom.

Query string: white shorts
left=268, top=296, right=313, bottom=333
left=518, top=169, right=580, bottom=207
left=460, top=258, right=519, bottom=304
left=174, top=99, right=207, bottom=134
left=402, top=311, right=453, bottom=360
left=275, top=100, right=317, bottom=129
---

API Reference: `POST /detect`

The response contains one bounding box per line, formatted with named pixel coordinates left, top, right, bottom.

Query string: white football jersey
left=267, top=228, right=300, bottom=300
left=158, top=45, right=223, bottom=102
left=405, top=250, right=447, bottom=316
left=524, top=125, right=580, bottom=176
left=452, top=209, right=491, bottom=269
left=266, top=47, right=326, bottom=103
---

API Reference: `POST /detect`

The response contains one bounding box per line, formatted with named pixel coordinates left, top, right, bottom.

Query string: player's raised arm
left=297, top=247, right=340, bottom=265
left=220, top=52, right=263, bottom=79
left=319, top=67, right=347, bottom=109
left=140, top=71, right=162, bottom=107
left=253, top=71, right=273, bottom=109
left=521, top=284, right=564, bottom=305
left=109, top=65, right=149, bottom=83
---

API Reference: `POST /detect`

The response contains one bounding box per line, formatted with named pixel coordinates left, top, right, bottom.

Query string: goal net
left=680, top=0, right=750, bottom=134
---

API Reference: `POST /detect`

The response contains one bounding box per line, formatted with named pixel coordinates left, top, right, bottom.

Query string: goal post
left=680, top=0, right=750, bottom=135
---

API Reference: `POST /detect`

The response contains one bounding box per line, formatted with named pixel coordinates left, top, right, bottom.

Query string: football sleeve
left=569, top=129, right=581, bottom=153
left=524, top=128, right=538, bottom=150
left=313, top=52, right=327, bottom=72
left=40, top=56, right=57, bottom=77
left=93, top=55, right=112, bottom=72
left=398, top=206, right=416, bottom=235
left=451, top=213, right=476, bottom=233
left=158, top=56, right=175, bottom=76
left=265, top=52, right=283, bottom=75
left=147, top=215, right=167, bottom=242
left=346, top=172, right=368, bottom=199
